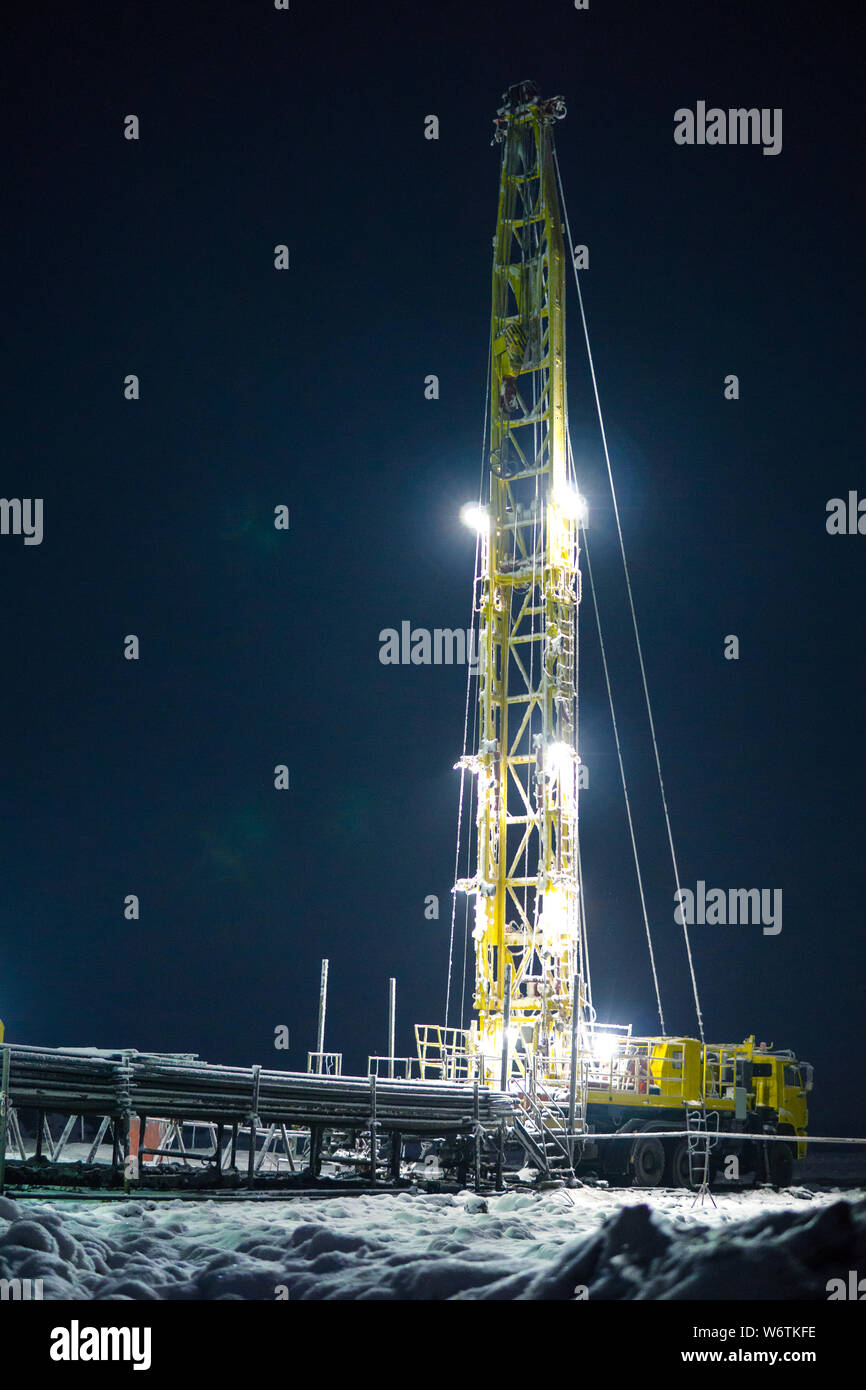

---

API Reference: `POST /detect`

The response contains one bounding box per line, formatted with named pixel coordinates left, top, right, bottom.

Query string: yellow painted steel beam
left=457, top=83, right=586, bottom=1074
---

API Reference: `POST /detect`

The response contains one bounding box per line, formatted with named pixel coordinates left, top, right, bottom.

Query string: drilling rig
left=460, top=80, right=587, bottom=1073
left=416, top=80, right=593, bottom=1092
left=414, top=81, right=812, bottom=1189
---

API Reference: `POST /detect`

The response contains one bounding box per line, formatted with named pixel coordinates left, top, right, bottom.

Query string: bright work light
left=460, top=502, right=488, bottom=533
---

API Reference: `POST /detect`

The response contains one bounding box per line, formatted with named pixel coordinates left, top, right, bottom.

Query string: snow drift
left=1, top=1178, right=864, bottom=1301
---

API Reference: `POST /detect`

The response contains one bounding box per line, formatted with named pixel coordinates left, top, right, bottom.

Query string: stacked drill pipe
left=4, top=1045, right=513, bottom=1136
left=5, top=1045, right=124, bottom=1117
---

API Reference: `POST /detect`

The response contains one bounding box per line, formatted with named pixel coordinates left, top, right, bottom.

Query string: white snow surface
left=1, top=1183, right=864, bottom=1301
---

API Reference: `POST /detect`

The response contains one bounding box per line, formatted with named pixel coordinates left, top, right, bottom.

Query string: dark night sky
left=3, top=1, right=863, bottom=1135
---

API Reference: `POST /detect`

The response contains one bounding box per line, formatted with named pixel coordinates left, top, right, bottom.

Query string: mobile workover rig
left=410, top=80, right=812, bottom=1190
left=0, top=82, right=811, bottom=1197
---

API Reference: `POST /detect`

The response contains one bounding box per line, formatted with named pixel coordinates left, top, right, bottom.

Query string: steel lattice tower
left=456, top=82, right=589, bottom=1077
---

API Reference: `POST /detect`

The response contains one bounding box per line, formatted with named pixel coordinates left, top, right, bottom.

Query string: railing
left=583, top=1039, right=687, bottom=1101
left=414, top=1025, right=473, bottom=1081
left=702, top=1046, right=738, bottom=1102
left=367, top=1056, right=419, bottom=1080
left=306, top=1051, right=342, bottom=1076
left=414, top=1027, right=708, bottom=1111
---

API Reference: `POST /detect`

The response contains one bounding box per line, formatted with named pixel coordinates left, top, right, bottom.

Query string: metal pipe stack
left=4, top=1044, right=513, bottom=1134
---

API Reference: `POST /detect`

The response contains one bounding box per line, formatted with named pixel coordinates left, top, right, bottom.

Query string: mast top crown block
left=493, top=83, right=566, bottom=140
left=502, top=79, right=541, bottom=109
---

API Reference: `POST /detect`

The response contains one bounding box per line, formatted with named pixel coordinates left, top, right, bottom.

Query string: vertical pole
left=496, top=1119, right=506, bottom=1193
left=309, top=1125, right=322, bottom=1180
left=473, top=1080, right=482, bottom=1193
left=567, top=972, right=580, bottom=1164
left=369, top=1073, right=378, bottom=1185
left=500, top=963, right=512, bottom=1092
left=388, top=977, right=396, bottom=1079
left=281, top=1124, right=296, bottom=1173
left=0, top=1047, right=10, bottom=1196
left=247, top=1063, right=261, bottom=1187
left=121, top=1114, right=132, bottom=1189
left=246, top=1123, right=256, bottom=1187
left=316, top=958, right=329, bottom=1074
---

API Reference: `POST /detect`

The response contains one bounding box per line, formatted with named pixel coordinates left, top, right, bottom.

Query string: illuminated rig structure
left=416, top=81, right=594, bottom=1096
left=412, top=81, right=812, bottom=1189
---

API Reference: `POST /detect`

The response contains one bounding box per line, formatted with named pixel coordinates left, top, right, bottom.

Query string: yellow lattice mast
left=454, top=82, right=590, bottom=1082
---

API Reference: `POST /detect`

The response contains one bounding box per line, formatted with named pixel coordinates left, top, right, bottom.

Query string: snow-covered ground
left=1, top=1177, right=864, bottom=1300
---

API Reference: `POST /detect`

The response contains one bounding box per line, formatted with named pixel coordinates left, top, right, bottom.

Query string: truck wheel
left=767, top=1143, right=793, bottom=1188
left=630, top=1135, right=665, bottom=1187
left=664, top=1138, right=693, bottom=1188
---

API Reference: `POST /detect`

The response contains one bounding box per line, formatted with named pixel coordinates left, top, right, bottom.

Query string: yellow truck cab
left=723, top=1036, right=811, bottom=1158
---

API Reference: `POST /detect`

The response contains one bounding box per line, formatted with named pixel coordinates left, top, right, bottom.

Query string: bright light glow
left=460, top=502, right=488, bottom=533
left=545, top=741, right=575, bottom=778
left=591, top=1031, right=620, bottom=1062
left=555, top=484, right=588, bottom=524
left=540, top=885, right=576, bottom=950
